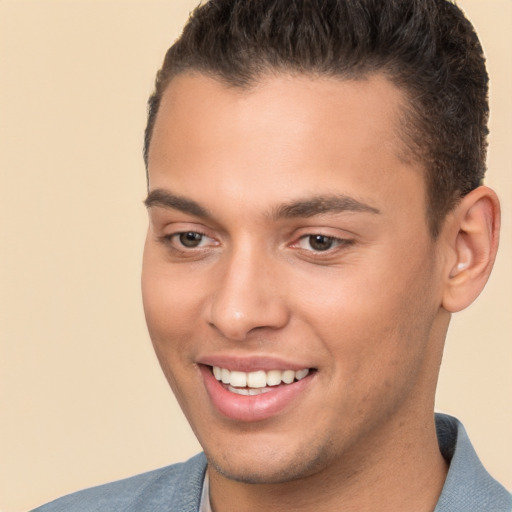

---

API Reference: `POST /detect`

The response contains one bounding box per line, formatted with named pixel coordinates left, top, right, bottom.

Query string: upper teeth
left=212, top=366, right=309, bottom=388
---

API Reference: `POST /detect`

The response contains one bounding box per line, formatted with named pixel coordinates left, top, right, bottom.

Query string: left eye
left=175, top=231, right=209, bottom=248
left=297, top=234, right=341, bottom=252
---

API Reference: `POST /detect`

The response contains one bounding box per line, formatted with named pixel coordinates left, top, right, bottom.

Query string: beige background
left=0, top=1, right=510, bottom=511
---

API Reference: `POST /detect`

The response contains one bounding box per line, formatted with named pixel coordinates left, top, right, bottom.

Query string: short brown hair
left=144, top=0, right=489, bottom=237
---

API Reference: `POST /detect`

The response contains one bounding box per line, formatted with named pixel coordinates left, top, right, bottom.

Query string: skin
left=142, top=72, right=499, bottom=511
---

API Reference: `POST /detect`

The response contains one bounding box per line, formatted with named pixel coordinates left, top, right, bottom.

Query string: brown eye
left=308, top=235, right=335, bottom=251
left=295, top=234, right=352, bottom=254
left=179, top=232, right=204, bottom=248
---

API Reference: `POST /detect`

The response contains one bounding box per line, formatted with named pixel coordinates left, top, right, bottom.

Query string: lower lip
left=199, top=365, right=314, bottom=422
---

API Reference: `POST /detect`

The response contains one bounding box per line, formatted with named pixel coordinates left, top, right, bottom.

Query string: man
left=33, top=0, right=511, bottom=510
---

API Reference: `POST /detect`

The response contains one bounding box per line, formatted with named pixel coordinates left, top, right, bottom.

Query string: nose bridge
left=206, top=241, right=288, bottom=340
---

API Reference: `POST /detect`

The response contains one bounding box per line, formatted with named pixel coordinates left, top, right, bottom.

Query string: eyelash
left=159, top=231, right=216, bottom=253
left=294, top=234, right=354, bottom=253
left=159, top=231, right=354, bottom=257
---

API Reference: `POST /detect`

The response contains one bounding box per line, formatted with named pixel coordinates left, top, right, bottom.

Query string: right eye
left=160, top=230, right=218, bottom=252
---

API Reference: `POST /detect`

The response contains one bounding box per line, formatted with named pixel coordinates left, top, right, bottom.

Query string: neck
left=208, top=412, right=448, bottom=512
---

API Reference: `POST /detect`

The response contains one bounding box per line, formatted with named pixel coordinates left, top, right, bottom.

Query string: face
left=142, top=72, right=448, bottom=484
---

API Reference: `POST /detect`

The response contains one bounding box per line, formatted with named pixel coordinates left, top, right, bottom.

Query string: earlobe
left=442, top=186, right=500, bottom=313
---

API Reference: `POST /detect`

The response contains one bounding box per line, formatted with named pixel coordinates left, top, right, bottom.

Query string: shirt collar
left=199, top=468, right=212, bottom=512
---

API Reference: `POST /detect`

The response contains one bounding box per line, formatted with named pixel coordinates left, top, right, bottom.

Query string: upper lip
left=197, top=354, right=313, bottom=372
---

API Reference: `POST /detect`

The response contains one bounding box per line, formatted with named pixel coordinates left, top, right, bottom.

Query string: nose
left=205, top=246, right=290, bottom=341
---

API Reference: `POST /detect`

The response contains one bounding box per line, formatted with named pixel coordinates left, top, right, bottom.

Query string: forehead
left=147, top=72, right=426, bottom=223
left=150, top=71, right=411, bottom=162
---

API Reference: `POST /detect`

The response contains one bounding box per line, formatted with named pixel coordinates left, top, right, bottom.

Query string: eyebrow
left=144, top=189, right=380, bottom=220
left=272, top=195, right=380, bottom=219
left=144, top=189, right=211, bottom=218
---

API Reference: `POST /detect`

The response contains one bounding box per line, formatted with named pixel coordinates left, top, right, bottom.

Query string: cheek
left=294, top=247, right=439, bottom=374
left=142, top=251, right=204, bottom=343
left=141, top=258, right=203, bottom=399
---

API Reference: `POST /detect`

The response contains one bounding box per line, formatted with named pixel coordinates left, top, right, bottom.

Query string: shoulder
left=31, top=453, right=207, bottom=512
left=435, top=413, right=512, bottom=512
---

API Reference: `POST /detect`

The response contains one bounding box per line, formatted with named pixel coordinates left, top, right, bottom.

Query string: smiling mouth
left=211, top=366, right=313, bottom=396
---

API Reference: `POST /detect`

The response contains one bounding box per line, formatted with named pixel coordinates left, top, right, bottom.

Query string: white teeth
left=266, top=369, right=282, bottom=386
left=228, top=385, right=273, bottom=396
left=295, top=368, right=309, bottom=381
left=246, top=370, right=267, bottom=388
left=229, top=371, right=247, bottom=388
left=228, top=385, right=249, bottom=396
left=221, top=368, right=231, bottom=384
left=281, top=370, right=295, bottom=384
left=212, top=366, right=310, bottom=389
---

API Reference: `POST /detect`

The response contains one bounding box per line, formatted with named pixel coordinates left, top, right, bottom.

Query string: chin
left=204, top=437, right=335, bottom=485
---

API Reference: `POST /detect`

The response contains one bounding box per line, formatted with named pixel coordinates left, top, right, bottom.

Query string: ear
left=441, top=186, right=500, bottom=313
